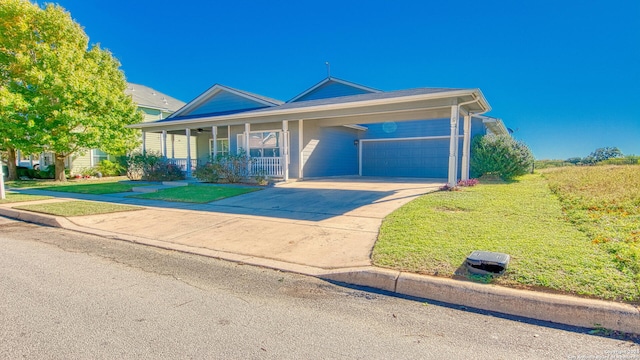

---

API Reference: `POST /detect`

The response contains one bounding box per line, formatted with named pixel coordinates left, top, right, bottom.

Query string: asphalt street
left=1, top=218, right=638, bottom=359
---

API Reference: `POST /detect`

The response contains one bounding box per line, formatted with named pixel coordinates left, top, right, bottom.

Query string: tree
left=0, top=0, right=142, bottom=181
left=470, top=134, right=534, bottom=180
left=583, top=147, right=623, bottom=164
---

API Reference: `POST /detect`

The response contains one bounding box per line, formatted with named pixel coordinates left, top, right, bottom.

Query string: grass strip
left=0, top=192, right=52, bottom=204
left=129, top=185, right=261, bottom=203
left=14, top=200, right=142, bottom=217
left=38, top=182, right=141, bottom=194
left=372, top=173, right=638, bottom=302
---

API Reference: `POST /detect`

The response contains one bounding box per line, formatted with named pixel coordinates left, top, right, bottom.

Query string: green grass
left=372, top=172, right=639, bottom=303
left=541, top=165, right=640, bottom=297
left=129, top=184, right=261, bottom=203
left=14, top=200, right=142, bottom=217
left=0, top=192, right=52, bottom=204
left=38, top=182, right=141, bottom=194
left=6, top=176, right=128, bottom=189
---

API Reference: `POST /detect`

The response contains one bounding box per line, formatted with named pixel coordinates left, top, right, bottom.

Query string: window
left=209, top=138, right=229, bottom=158
left=248, top=131, right=280, bottom=157
left=92, top=149, right=108, bottom=166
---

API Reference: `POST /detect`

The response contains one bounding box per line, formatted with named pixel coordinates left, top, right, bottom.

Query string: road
left=1, top=218, right=637, bottom=359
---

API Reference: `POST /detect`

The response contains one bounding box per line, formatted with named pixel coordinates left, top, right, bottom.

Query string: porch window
left=248, top=131, right=280, bottom=157
left=209, top=138, right=229, bottom=158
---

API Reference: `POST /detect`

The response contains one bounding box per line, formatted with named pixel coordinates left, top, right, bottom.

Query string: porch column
left=161, top=130, right=167, bottom=157
left=212, top=126, right=218, bottom=158
left=185, top=128, right=192, bottom=177
left=461, top=115, right=472, bottom=181
left=171, top=134, right=175, bottom=158
left=298, top=119, right=304, bottom=179
left=244, top=123, right=250, bottom=158
left=282, top=120, right=289, bottom=181
left=142, top=131, right=147, bottom=154
left=448, top=105, right=459, bottom=187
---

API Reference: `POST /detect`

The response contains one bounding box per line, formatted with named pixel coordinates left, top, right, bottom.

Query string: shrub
left=470, top=134, right=534, bottom=180
left=125, top=152, right=185, bottom=181
left=96, top=159, right=125, bottom=177
left=38, top=165, right=56, bottom=179
left=457, top=178, right=479, bottom=187
left=194, top=162, right=222, bottom=183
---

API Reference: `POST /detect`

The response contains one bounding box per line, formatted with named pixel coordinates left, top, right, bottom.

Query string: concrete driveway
left=68, top=177, right=443, bottom=269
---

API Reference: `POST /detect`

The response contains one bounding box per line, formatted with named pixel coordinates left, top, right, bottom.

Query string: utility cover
left=465, top=251, right=510, bottom=276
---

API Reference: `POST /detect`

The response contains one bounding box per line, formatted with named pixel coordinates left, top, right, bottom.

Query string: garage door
left=361, top=138, right=450, bottom=178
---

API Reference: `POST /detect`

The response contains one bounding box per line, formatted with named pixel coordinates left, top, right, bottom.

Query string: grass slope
left=373, top=173, right=638, bottom=302
left=15, top=201, right=142, bottom=217
left=0, top=192, right=52, bottom=204
left=129, top=185, right=261, bottom=203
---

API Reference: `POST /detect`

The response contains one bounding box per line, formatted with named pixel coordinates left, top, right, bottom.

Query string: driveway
left=68, top=177, right=443, bottom=269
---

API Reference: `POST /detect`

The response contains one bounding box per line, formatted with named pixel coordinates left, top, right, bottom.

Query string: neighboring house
left=16, top=83, right=186, bottom=174
left=130, top=77, right=509, bottom=186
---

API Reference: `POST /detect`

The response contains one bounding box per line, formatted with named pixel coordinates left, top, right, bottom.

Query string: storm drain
left=465, top=251, right=510, bottom=276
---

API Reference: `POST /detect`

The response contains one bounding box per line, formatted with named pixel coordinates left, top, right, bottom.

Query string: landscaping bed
left=372, top=169, right=639, bottom=303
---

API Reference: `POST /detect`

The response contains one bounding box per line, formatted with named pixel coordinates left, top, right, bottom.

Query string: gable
left=289, top=78, right=380, bottom=103
left=181, top=89, right=270, bottom=117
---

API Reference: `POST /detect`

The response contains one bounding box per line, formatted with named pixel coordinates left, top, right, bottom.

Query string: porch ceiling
left=132, top=89, right=488, bottom=132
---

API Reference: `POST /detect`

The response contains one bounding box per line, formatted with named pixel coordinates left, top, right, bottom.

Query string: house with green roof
left=130, top=77, right=508, bottom=187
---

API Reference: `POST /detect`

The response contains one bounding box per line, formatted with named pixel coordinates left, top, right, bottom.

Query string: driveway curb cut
left=2, top=208, right=638, bottom=335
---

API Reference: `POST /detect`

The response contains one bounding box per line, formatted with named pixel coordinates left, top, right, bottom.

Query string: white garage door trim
left=358, top=135, right=462, bottom=176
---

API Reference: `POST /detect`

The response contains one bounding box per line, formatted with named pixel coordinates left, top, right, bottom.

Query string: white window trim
left=209, top=138, right=229, bottom=157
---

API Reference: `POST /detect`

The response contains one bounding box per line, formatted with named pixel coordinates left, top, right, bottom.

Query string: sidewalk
left=1, top=187, right=638, bottom=335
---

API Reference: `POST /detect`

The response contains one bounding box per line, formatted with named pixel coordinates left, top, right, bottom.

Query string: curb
left=2, top=207, right=638, bottom=335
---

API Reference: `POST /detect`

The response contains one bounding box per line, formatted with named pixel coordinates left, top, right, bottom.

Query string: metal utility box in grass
left=465, top=251, right=510, bottom=276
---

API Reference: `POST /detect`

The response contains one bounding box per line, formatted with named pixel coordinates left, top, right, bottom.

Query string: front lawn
left=14, top=200, right=142, bottom=217
left=38, top=182, right=141, bottom=194
left=0, top=192, right=52, bottom=204
left=372, top=172, right=639, bottom=302
left=129, top=184, right=261, bottom=203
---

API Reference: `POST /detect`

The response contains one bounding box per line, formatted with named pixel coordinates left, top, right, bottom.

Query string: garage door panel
left=362, top=139, right=449, bottom=178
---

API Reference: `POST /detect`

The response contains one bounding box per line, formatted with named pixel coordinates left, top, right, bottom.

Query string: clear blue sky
left=53, top=0, right=639, bottom=160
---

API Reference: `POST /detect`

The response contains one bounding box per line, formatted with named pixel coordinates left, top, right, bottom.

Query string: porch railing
left=251, top=157, right=283, bottom=177
left=167, top=158, right=198, bottom=172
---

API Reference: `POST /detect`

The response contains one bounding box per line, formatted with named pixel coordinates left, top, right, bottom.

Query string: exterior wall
left=69, top=152, right=91, bottom=174
left=302, top=123, right=359, bottom=178
left=184, top=92, right=267, bottom=116
left=293, top=82, right=372, bottom=102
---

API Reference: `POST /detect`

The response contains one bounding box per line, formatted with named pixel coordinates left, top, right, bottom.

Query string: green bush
left=470, top=134, right=534, bottom=180
left=194, top=162, right=222, bottom=183
left=96, top=159, right=125, bottom=177
left=126, top=152, right=185, bottom=181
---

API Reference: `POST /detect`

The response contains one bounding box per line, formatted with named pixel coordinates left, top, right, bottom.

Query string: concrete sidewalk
left=1, top=179, right=638, bottom=335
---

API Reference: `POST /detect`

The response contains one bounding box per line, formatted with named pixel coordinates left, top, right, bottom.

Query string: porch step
left=131, top=185, right=167, bottom=193
left=162, top=181, right=190, bottom=187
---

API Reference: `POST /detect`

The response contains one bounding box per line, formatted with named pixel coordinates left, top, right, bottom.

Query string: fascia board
left=130, top=89, right=480, bottom=129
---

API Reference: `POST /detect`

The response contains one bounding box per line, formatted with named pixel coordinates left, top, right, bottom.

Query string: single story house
left=16, top=83, right=187, bottom=174
left=130, top=77, right=508, bottom=186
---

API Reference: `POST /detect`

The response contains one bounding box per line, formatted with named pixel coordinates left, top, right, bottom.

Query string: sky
left=49, top=0, right=639, bottom=159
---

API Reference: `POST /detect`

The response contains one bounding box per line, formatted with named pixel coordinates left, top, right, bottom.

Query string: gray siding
left=293, top=82, right=372, bottom=102
left=302, top=123, right=359, bottom=178
left=185, top=91, right=267, bottom=116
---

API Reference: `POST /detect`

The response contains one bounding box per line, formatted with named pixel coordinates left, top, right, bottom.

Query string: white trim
left=343, top=124, right=368, bottom=131
left=131, top=89, right=488, bottom=129
left=461, top=115, right=471, bottom=181
left=448, top=106, right=459, bottom=187
left=185, top=128, right=192, bottom=177
left=298, top=119, right=304, bottom=179
left=161, top=130, right=167, bottom=157
left=209, top=138, right=229, bottom=157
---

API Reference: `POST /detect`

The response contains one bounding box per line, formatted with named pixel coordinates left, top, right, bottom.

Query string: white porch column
left=282, top=120, right=289, bottom=181
left=171, top=134, right=175, bottom=158
left=461, top=115, right=472, bottom=181
left=298, top=119, right=304, bottom=179
left=211, top=126, right=218, bottom=158
left=185, top=128, right=192, bottom=177
left=161, top=130, right=167, bottom=157
left=447, top=105, right=459, bottom=187
left=142, top=131, right=147, bottom=154
left=244, top=123, right=250, bottom=159
left=0, top=160, right=6, bottom=199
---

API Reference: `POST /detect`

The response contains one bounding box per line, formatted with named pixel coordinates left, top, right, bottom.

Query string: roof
left=162, top=87, right=464, bottom=122
left=125, top=83, right=186, bottom=112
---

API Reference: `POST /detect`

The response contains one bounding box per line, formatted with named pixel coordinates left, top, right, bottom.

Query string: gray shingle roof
left=126, top=83, right=186, bottom=112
